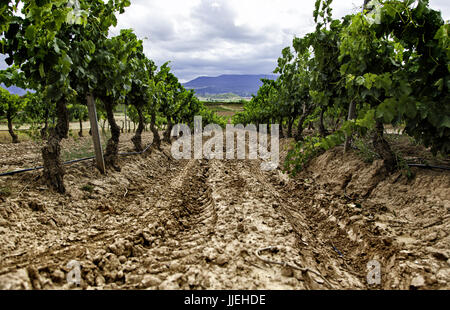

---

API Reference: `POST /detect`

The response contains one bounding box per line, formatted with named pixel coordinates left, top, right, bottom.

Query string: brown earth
left=0, top=133, right=448, bottom=290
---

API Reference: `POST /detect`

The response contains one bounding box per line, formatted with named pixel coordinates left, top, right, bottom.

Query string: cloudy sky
left=1, top=0, right=449, bottom=82
left=110, top=0, right=449, bottom=82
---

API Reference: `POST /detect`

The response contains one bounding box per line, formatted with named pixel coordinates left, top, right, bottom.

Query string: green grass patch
left=62, top=130, right=110, bottom=162
left=0, top=186, right=12, bottom=197
left=61, top=143, right=95, bottom=162
left=80, top=184, right=94, bottom=193
left=207, top=105, right=234, bottom=112
left=0, top=131, right=32, bottom=144
left=205, top=102, right=244, bottom=113
left=354, top=139, right=380, bottom=163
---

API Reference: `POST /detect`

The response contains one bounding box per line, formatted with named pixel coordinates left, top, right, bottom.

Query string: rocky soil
left=0, top=133, right=448, bottom=290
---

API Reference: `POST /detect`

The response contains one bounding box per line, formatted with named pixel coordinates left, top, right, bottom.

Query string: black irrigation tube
left=344, top=144, right=450, bottom=171
left=407, top=164, right=450, bottom=171
left=0, top=142, right=153, bottom=177
left=1, top=142, right=449, bottom=177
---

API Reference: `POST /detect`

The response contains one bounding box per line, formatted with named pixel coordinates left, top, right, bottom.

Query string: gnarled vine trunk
left=279, top=117, right=284, bottom=138
left=120, top=120, right=124, bottom=134
left=131, top=106, right=145, bottom=152
left=104, top=100, right=121, bottom=171
left=163, top=117, right=173, bottom=143
left=373, top=120, right=396, bottom=172
left=42, top=99, right=69, bottom=193
left=150, top=112, right=161, bottom=150
left=7, top=114, right=18, bottom=144
left=294, top=105, right=313, bottom=142
left=41, top=108, right=49, bottom=140
left=287, top=117, right=294, bottom=138
left=318, top=109, right=328, bottom=137
left=78, top=118, right=83, bottom=137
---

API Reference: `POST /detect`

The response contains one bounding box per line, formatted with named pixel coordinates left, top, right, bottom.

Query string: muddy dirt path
left=0, top=141, right=357, bottom=289
left=0, top=136, right=448, bottom=290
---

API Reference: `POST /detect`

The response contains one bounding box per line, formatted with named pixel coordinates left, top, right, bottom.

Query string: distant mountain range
left=183, top=74, right=277, bottom=97
left=2, top=74, right=278, bottom=98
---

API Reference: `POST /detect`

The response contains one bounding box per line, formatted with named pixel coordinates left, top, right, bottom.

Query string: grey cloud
left=151, top=38, right=287, bottom=82
left=132, top=14, right=176, bottom=42
left=173, top=57, right=277, bottom=82
left=114, top=1, right=316, bottom=81
left=190, top=0, right=267, bottom=44
left=1, top=0, right=448, bottom=84
left=138, top=22, right=175, bottom=43
left=167, top=41, right=286, bottom=82
left=111, top=4, right=176, bottom=42
left=126, top=1, right=287, bottom=81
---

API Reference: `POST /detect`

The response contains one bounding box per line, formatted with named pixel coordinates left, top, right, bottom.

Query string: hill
left=183, top=74, right=277, bottom=97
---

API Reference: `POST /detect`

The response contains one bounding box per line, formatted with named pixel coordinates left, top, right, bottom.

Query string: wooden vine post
left=344, top=99, right=356, bottom=153
left=86, top=94, right=106, bottom=174
left=124, top=104, right=127, bottom=133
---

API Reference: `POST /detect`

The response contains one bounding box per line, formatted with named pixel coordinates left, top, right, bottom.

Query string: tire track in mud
left=138, top=157, right=316, bottom=290
left=199, top=159, right=307, bottom=289
left=0, top=138, right=373, bottom=289
left=116, top=157, right=312, bottom=289
left=245, top=161, right=366, bottom=289
left=0, top=149, right=362, bottom=289
left=136, top=159, right=218, bottom=275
